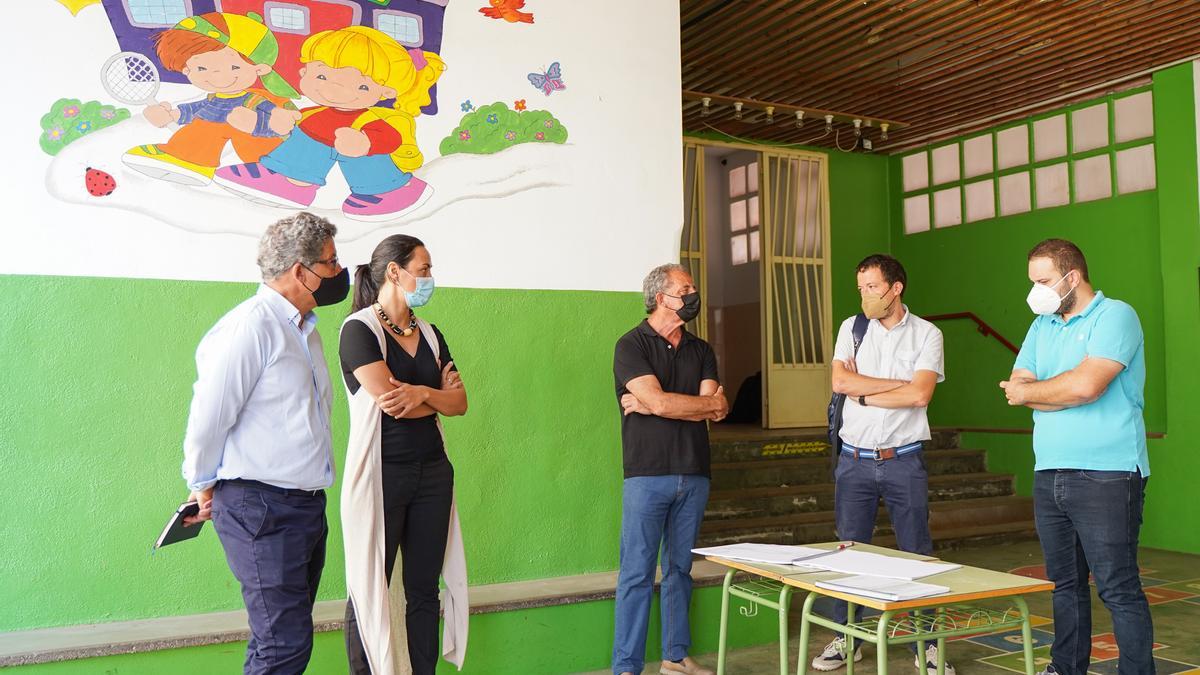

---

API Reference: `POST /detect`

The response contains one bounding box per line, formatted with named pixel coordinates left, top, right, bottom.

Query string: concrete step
left=709, top=429, right=961, bottom=464
left=697, top=496, right=1036, bottom=551
left=704, top=472, right=1016, bottom=522
left=709, top=449, right=986, bottom=490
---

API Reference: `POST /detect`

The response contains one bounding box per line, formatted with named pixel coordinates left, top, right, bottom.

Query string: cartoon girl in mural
left=122, top=12, right=300, bottom=186
left=214, top=26, right=446, bottom=222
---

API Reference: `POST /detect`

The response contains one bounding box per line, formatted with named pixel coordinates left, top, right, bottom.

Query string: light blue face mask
left=401, top=275, right=435, bottom=308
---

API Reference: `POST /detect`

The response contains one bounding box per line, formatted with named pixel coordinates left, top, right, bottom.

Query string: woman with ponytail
left=338, top=235, right=469, bottom=674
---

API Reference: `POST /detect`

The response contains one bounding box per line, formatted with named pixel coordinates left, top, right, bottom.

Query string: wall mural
left=9, top=0, right=681, bottom=291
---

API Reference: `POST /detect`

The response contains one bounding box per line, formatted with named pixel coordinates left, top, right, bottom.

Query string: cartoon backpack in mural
left=214, top=26, right=446, bottom=223
left=120, top=12, right=300, bottom=187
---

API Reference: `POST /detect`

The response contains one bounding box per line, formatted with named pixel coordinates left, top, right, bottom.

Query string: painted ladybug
left=85, top=167, right=115, bottom=197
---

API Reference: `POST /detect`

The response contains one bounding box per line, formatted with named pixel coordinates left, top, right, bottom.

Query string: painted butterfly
left=528, top=62, right=565, bottom=97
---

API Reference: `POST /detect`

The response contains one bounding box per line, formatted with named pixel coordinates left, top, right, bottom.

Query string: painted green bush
left=439, top=102, right=568, bottom=156
left=40, top=98, right=130, bottom=156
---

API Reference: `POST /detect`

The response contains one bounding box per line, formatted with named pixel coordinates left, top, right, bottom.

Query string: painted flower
left=504, top=130, right=516, bottom=141
left=486, top=113, right=498, bottom=124
left=46, top=125, right=65, bottom=141
left=76, top=120, right=92, bottom=133
left=514, top=99, right=527, bottom=112
left=61, top=105, right=80, bottom=118
left=458, top=129, right=471, bottom=141
left=535, top=131, right=545, bottom=141
left=543, top=119, right=554, bottom=129
left=99, top=107, right=116, bottom=120
left=460, top=100, right=475, bottom=113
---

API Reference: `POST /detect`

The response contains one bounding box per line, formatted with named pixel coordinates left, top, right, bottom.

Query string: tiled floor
left=582, top=541, right=1200, bottom=674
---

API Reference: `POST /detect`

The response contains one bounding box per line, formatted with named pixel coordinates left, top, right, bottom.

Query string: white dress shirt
left=182, top=285, right=335, bottom=491
left=833, top=306, right=945, bottom=449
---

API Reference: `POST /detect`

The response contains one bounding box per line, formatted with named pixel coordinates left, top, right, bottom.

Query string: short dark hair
left=856, top=254, right=907, bottom=295
left=1028, top=238, right=1089, bottom=282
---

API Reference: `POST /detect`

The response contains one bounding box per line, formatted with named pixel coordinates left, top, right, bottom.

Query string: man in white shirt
left=812, top=254, right=951, bottom=675
left=180, top=211, right=349, bottom=674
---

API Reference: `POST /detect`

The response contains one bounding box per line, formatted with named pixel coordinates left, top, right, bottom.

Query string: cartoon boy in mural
left=122, top=12, right=300, bottom=186
left=214, top=26, right=445, bottom=222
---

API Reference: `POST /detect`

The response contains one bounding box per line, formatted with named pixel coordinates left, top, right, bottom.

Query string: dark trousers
left=211, top=480, right=328, bottom=675
left=830, top=449, right=932, bottom=640
left=345, top=453, right=454, bottom=675
left=1034, top=469, right=1154, bottom=675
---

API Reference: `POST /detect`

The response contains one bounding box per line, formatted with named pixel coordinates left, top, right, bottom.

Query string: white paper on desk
left=810, top=550, right=960, bottom=580
left=816, top=575, right=950, bottom=601
left=691, top=543, right=828, bottom=566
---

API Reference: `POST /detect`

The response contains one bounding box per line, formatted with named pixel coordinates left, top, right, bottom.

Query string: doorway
left=681, top=139, right=832, bottom=428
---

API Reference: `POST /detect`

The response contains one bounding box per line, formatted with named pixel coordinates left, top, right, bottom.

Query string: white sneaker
left=915, top=644, right=956, bottom=675
left=811, top=636, right=863, bottom=671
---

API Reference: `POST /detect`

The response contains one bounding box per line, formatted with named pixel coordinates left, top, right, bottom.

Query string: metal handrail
left=924, top=312, right=1020, bottom=355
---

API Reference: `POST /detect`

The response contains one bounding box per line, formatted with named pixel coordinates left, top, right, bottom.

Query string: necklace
left=374, top=302, right=416, bottom=337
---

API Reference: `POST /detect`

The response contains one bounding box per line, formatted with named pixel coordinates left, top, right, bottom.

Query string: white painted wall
left=4, top=1, right=682, bottom=292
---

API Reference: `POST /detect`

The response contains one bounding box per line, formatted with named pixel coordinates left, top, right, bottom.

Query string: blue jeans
left=612, top=474, right=710, bottom=675
left=261, top=128, right=411, bottom=195
left=830, top=449, right=932, bottom=635
left=211, top=480, right=327, bottom=675
left=1034, top=469, right=1154, bottom=675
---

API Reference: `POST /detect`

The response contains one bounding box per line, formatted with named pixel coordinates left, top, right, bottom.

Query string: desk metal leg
left=1014, top=595, right=1035, bottom=675
left=936, top=637, right=946, bottom=675
left=778, top=586, right=793, bottom=675
left=796, top=592, right=817, bottom=675
left=845, top=601, right=857, bottom=675
left=717, top=570, right=734, bottom=675
left=876, top=611, right=893, bottom=675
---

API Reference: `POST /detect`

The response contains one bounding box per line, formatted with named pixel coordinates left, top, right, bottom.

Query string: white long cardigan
left=339, top=307, right=469, bottom=674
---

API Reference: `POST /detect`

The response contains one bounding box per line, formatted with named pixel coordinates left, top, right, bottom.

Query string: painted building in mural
left=100, top=0, right=447, bottom=112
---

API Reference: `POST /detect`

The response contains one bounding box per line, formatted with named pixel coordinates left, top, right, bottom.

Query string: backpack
left=827, top=313, right=870, bottom=473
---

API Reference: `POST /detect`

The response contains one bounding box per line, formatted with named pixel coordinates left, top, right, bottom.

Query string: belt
left=223, top=478, right=324, bottom=497
left=841, top=441, right=924, bottom=461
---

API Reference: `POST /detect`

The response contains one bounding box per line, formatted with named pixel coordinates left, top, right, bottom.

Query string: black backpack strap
left=828, top=313, right=870, bottom=476
left=850, top=312, right=869, bottom=357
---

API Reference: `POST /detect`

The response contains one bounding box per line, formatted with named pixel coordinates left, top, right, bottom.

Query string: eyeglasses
left=313, top=254, right=340, bottom=268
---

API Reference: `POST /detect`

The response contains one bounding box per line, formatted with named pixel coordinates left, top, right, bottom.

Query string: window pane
left=1034, top=114, right=1067, bottom=161
left=729, top=200, right=746, bottom=232
left=731, top=234, right=748, bottom=265
left=729, top=166, right=746, bottom=198
left=749, top=230, right=760, bottom=262
left=747, top=162, right=758, bottom=193
left=903, top=194, right=930, bottom=234
left=128, top=0, right=189, bottom=26
left=963, top=134, right=993, bottom=179
left=268, top=6, right=307, bottom=31
left=1035, top=163, right=1069, bottom=209
left=377, top=12, right=422, bottom=46
left=964, top=179, right=995, bottom=223
left=997, top=125, right=1029, bottom=169
left=1115, top=92, right=1154, bottom=143
left=1072, top=103, right=1109, bottom=153
left=931, top=144, right=960, bottom=185
left=933, top=187, right=961, bottom=229
left=999, top=171, right=1031, bottom=216
left=748, top=195, right=759, bottom=228
left=1074, top=154, right=1112, bottom=203
left=902, top=152, right=928, bottom=192
left=1116, top=144, right=1156, bottom=194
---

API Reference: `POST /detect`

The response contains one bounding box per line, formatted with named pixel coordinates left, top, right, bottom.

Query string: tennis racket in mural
left=528, top=62, right=565, bottom=96
left=100, top=52, right=161, bottom=106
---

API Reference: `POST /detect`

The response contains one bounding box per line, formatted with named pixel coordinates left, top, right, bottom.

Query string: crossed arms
left=832, top=357, right=939, bottom=409
left=620, top=375, right=729, bottom=422
left=1000, top=356, right=1124, bottom=412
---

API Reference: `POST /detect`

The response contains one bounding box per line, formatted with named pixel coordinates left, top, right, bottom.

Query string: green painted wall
left=0, top=281, right=644, bottom=631
left=888, top=63, right=1200, bottom=554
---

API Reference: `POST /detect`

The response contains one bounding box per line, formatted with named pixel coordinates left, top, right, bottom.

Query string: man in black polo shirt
left=610, top=263, right=728, bottom=675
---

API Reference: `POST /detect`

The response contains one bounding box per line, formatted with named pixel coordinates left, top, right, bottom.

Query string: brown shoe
left=660, top=656, right=715, bottom=675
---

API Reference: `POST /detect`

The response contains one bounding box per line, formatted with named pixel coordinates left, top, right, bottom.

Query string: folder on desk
left=816, top=575, right=950, bottom=601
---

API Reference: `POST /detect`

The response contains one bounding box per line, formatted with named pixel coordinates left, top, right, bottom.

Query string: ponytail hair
left=350, top=234, right=426, bottom=313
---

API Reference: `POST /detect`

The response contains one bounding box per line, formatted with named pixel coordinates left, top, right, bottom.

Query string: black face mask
left=668, top=292, right=701, bottom=322
left=303, top=266, right=350, bottom=306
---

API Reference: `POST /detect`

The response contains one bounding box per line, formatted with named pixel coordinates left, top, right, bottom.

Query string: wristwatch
left=859, top=395, right=867, bottom=407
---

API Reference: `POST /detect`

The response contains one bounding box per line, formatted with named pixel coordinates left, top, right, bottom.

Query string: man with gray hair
left=180, top=211, right=348, bottom=674
left=611, top=263, right=728, bottom=675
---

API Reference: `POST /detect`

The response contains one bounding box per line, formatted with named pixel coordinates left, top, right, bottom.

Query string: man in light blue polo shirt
left=999, top=239, right=1153, bottom=675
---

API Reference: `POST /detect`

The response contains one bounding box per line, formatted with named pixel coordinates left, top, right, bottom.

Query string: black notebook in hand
left=155, top=501, right=204, bottom=549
